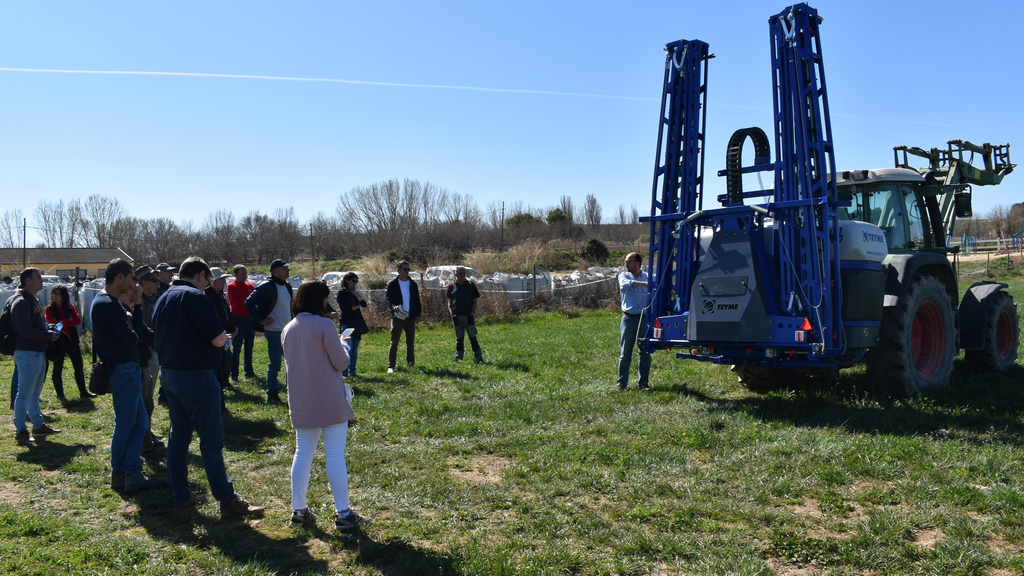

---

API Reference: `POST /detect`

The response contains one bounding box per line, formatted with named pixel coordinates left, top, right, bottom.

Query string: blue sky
left=2, top=0, right=1021, bottom=245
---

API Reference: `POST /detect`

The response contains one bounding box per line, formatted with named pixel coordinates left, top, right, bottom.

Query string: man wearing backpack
left=10, top=268, right=61, bottom=444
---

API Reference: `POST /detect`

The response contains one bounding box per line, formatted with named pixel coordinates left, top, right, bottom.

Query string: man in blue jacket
left=243, top=259, right=293, bottom=404
left=10, top=267, right=61, bottom=444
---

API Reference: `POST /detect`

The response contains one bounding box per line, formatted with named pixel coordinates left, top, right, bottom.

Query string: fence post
left=986, top=253, right=990, bottom=276
left=532, top=264, right=537, bottom=301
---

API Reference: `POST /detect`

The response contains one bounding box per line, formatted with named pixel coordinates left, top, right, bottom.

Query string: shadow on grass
left=335, top=529, right=463, bottom=576
left=420, top=367, right=475, bottom=381
left=62, top=398, right=99, bottom=413
left=222, top=414, right=285, bottom=452
left=492, top=360, right=531, bottom=374
left=16, top=441, right=92, bottom=471
left=349, top=384, right=375, bottom=398
left=675, top=364, right=1024, bottom=444
left=130, top=494, right=332, bottom=574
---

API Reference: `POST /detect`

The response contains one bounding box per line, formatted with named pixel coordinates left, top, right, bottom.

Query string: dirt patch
left=0, top=481, right=24, bottom=502
left=808, top=528, right=851, bottom=541
left=912, top=529, right=942, bottom=548
left=767, top=558, right=821, bottom=575
left=449, top=456, right=512, bottom=485
left=987, top=534, right=1016, bottom=555
left=789, top=499, right=822, bottom=519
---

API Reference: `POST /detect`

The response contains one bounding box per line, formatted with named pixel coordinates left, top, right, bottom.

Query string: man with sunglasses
left=618, top=253, right=652, bottom=391
left=385, top=260, right=421, bottom=373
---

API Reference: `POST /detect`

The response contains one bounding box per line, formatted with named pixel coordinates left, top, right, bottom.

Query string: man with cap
left=244, top=259, right=293, bottom=404
left=154, top=263, right=175, bottom=299
left=205, top=268, right=236, bottom=407
left=134, top=265, right=164, bottom=457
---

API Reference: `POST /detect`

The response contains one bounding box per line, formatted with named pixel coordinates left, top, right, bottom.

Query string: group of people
left=5, top=256, right=498, bottom=530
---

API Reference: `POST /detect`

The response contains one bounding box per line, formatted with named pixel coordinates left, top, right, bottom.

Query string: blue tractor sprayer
left=640, top=3, right=1018, bottom=395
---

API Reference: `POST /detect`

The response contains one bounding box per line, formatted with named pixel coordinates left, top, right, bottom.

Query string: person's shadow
left=17, top=440, right=92, bottom=471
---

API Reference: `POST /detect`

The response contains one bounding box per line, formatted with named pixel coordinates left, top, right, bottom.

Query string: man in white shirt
left=243, top=259, right=293, bottom=404
left=384, top=260, right=421, bottom=373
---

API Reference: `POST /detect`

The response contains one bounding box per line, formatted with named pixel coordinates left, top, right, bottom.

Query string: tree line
left=0, top=180, right=647, bottom=265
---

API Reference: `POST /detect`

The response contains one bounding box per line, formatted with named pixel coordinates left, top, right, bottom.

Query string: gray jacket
left=11, top=290, right=52, bottom=352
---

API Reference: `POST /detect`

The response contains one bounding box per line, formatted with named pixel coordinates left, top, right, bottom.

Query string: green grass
left=1, top=281, right=1022, bottom=575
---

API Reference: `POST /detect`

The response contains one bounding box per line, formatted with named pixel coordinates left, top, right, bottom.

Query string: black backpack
left=0, top=296, right=17, bottom=356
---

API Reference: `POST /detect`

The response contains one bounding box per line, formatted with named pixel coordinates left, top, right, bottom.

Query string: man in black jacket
left=10, top=267, right=61, bottom=444
left=205, top=267, right=236, bottom=409
left=385, top=260, right=421, bottom=373
left=243, top=259, right=292, bottom=404
left=93, top=259, right=165, bottom=493
left=154, top=256, right=264, bottom=517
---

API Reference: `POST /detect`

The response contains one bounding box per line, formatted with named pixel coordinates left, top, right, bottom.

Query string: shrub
left=579, top=238, right=610, bottom=265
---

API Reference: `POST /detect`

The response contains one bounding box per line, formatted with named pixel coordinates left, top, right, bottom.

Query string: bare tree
left=630, top=204, right=640, bottom=225
left=239, top=211, right=273, bottom=264
left=615, top=204, right=627, bottom=226
left=0, top=209, right=24, bottom=248
left=270, top=207, right=303, bottom=261
left=559, top=196, right=575, bottom=223
left=84, top=195, right=127, bottom=247
left=200, top=209, right=237, bottom=265
left=583, top=193, right=602, bottom=227
left=34, top=199, right=86, bottom=248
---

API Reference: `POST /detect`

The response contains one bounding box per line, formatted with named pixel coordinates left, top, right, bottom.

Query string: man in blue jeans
left=10, top=267, right=61, bottom=444
left=244, top=259, right=293, bottom=404
left=617, top=253, right=652, bottom=391
left=91, top=258, right=165, bottom=492
left=153, top=256, right=264, bottom=517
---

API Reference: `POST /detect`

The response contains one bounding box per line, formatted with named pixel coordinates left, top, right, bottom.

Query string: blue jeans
left=162, top=369, right=237, bottom=507
left=109, top=362, right=148, bottom=474
left=265, top=330, right=283, bottom=393
left=12, top=351, right=46, bottom=432
left=230, top=316, right=255, bottom=379
left=617, top=313, right=651, bottom=388
left=339, top=325, right=360, bottom=377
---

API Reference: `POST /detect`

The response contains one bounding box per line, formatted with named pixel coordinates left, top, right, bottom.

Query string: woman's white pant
left=291, top=422, right=349, bottom=512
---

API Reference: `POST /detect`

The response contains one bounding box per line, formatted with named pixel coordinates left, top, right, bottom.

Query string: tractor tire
left=866, top=274, right=956, bottom=396
left=964, top=291, right=1020, bottom=372
left=732, top=365, right=793, bottom=391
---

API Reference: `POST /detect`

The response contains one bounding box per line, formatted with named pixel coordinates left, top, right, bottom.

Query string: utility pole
left=500, top=202, right=505, bottom=252
left=309, top=222, right=314, bottom=272
left=22, top=218, right=27, bottom=268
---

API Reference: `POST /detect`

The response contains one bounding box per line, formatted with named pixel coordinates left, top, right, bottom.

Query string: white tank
left=837, top=221, right=888, bottom=262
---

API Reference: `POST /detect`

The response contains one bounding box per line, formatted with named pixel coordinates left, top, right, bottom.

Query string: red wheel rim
left=996, top=310, right=1014, bottom=360
left=911, top=301, right=945, bottom=380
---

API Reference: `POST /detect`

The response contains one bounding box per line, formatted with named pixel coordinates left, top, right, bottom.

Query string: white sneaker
left=387, top=368, right=395, bottom=374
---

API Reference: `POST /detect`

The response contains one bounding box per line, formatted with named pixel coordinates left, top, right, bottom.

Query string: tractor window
left=864, top=185, right=906, bottom=250
left=903, top=190, right=926, bottom=249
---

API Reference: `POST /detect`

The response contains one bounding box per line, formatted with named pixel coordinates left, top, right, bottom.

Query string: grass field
left=1, top=280, right=1022, bottom=575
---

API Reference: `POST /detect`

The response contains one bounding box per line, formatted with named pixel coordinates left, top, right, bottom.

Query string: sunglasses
left=400, top=268, right=410, bottom=272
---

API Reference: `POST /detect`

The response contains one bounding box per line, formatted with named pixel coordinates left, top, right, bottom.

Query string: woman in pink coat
left=281, top=280, right=364, bottom=531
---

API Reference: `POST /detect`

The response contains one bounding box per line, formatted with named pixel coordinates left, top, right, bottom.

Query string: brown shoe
left=15, top=429, right=34, bottom=444
left=176, top=492, right=209, bottom=509
left=221, top=497, right=265, bottom=519
left=32, top=424, right=61, bottom=436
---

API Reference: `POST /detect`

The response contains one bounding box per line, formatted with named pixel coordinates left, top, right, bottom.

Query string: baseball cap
left=134, top=265, right=155, bottom=282
left=270, top=259, right=291, bottom=271
left=155, top=263, right=176, bottom=273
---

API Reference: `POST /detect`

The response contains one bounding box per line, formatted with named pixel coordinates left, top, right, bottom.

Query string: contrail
left=0, top=66, right=952, bottom=126
left=0, top=67, right=657, bottom=102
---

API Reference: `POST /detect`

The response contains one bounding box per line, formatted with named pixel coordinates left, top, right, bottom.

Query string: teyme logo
left=862, top=230, right=885, bottom=244
left=702, top=300, right=715, bottom=315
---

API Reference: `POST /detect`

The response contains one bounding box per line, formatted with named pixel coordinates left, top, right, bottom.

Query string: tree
left=579, top=237, right=610, bottom=264
left=239, top=211, right=273, bottom=264
left=506, top=212, right=543, bottom=227
left=84, top=195, right=127, bottom=248
left=0, top=209, right=23, bottom=248
left=583, top=194, right=602, bottom=227
left=546, top=208, right=570, bottom=225
left=34, top=199, right=86, bottom=248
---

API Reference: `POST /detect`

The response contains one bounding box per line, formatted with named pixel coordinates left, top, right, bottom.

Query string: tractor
left=640, top=3, right=1019, bottom=395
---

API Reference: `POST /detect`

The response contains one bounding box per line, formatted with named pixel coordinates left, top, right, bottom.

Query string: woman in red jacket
left=45, top=285, right=94, bottom=401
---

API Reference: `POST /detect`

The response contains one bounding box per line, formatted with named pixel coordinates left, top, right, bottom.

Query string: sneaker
left=32, top=424, right=61, bottom=436
left=15, top=430, right=34, bottom=444
left=221, top=497, right=265, bottom=519
left=638, top=385, right=653, bottom=392
left=335, top=510, right=366, bottom=531
left=290, top=508, right=314, bottom=527
left=387, top=368, right=395, bottom=374
left=123, top=467, right=168, bottom=493
left=175, top=492, right=209, bottom=509
left=616, top=384, right=628, bottom=391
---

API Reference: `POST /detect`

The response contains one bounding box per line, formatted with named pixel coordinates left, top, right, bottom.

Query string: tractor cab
left=836, top=168, right=936, bottom=253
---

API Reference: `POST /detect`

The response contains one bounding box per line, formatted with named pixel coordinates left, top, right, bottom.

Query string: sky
left=1, top=0, right=1022, bottom=245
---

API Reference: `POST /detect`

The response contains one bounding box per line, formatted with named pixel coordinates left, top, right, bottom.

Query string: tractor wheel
left=965, top=291, right=1020, bottom=372
left=866, top=274, right=956, bottom=396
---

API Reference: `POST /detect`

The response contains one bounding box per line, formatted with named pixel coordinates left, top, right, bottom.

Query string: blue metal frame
left=641, top=3, right=845, bottom=366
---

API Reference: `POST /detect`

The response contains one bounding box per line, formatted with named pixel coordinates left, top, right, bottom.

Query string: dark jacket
left=337, top=289, right=367, bottom=331
left=206, top=287, right=236, bottom=334
left=132, top=302, right=154, bottom=365
left=152, top=280, right=224, bottom=370
left=11, top=290, right=52, bottom=352
left=244, top=279, right=293, bottom=332
left=90, top=291, right=140, bottom=367
left=385, top=277, right=421, bottom=319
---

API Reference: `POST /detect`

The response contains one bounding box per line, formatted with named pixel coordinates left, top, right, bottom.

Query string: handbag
left=351, top=313, right=370, bottom=337
left=88, top=362, right=111, bottom=395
